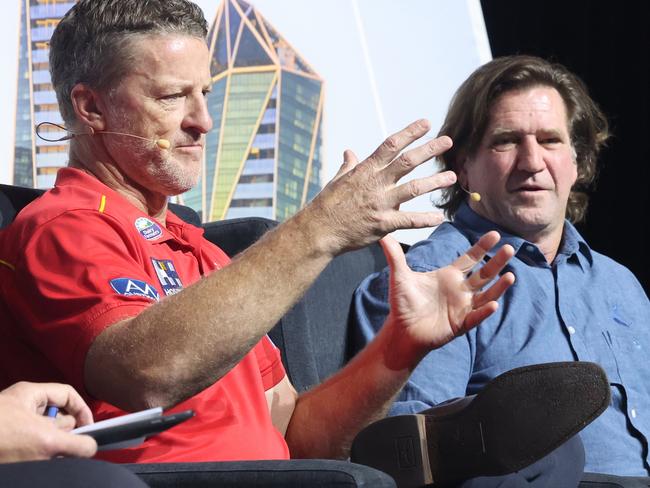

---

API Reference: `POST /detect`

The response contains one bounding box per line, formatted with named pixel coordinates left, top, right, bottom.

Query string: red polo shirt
left=0, top=167, right=289, bottom=462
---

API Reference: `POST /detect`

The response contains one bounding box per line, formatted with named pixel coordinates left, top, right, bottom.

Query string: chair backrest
left=276, top=244, right=389, bottom=392
left=0, top=183, right=201, bottom=229
left=0, top=184, right=44, bottom=229
left=203, top=217, right=278, bottom=258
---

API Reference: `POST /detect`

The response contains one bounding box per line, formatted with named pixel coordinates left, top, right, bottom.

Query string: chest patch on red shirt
left=151, top=258, right=184, bottom=296
left=109, top=278, right=160, bottom=302
left=135, top=217, right=163, bottom=241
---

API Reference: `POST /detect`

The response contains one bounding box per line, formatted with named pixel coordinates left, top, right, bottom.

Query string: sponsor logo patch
left=110, top=278, right=160, bottom=302
left=151, top=258, right=184, bottom=296
left=135, top=217, right=163, bottom=241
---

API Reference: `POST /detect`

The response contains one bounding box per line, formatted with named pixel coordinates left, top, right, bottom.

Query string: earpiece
left=35, top=122, right=170, bottom=150
left=460, top=185, right=481, bottom=202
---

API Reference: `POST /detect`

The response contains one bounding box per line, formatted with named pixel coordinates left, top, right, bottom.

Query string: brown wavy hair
left=437, top=55, right=609, bottom=223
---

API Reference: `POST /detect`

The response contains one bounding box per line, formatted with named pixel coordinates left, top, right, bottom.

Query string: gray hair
left=50, top=0, right=208, bottom=125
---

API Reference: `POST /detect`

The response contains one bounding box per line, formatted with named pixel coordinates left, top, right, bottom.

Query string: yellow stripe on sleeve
left=98, top=194, right=106, bottom=213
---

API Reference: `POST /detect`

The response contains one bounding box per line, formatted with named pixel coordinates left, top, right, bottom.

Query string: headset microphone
left=89, top=128, right=171, bottom=149
left=460, top=185, right=481, bottom=202
left=35, top=122, right=170, bottom=150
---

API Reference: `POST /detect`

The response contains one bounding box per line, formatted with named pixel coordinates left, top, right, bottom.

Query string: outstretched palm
left=382, top=231, right=515, bottom=360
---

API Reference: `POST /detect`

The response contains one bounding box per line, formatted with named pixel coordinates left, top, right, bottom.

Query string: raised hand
left=303, top=119, right=457, bottom=256
left=380, top=232, right=515, bottom=370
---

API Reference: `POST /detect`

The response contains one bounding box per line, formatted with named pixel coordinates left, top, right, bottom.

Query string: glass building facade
left=181, top=0, right=324, bottom=222
left=12, top=0, right=324, bottom=214
left=13, top=0, right=75, bottom=189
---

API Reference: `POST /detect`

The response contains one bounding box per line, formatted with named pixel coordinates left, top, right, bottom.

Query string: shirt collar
left=453, top=201, right=593, bottom=267
left=55, top=167, right=202, bottom=247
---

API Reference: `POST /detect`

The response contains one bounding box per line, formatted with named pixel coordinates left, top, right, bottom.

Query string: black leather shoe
left=350, top=361, right=610, bottom=487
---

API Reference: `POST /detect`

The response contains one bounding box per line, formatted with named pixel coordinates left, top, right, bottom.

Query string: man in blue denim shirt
left=354, top=55, right=650, bottom=478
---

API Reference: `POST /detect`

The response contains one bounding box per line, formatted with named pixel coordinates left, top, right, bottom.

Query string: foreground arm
left=283, top=232, right=515, bottom=459
left=0, top=382, right=96, bottom=463
left=86, top=121, right=458, bottom=410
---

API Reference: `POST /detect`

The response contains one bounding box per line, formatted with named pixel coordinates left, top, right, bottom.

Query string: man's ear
left=70, top=83, right=107, bottom=132
left=455, top=155, right=469, bottom=188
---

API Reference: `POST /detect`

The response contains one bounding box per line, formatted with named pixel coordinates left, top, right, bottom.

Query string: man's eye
left=161, top=93, right=183, bottom=101
left=539, top=137, right=561, bottom=145
left=492, top=139, right=516, bottom=151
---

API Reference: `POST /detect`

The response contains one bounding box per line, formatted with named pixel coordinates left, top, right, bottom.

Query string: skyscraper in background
left=13, top=0, right=74, bottom=189
left=181, top=0, right=324, bottom=222
left=10, top=0, right=323, bottom=220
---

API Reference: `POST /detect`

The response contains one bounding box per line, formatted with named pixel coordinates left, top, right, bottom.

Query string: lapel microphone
left=35, top=122, right=170, bottom=150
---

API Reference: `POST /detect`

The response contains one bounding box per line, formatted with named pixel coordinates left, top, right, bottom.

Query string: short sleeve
left=254, top=335, right=286, bottom=390
left=8, top=211, right=158, bottom=392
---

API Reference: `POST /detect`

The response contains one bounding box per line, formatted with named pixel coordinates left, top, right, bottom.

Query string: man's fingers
left=379, top=235, right=408, bottom=277
left=389, top=211, right=446, bottom=231
left=54, top=413, right=77, bottom=431
left=334, top=149, right=360, bottom=179
left=384, top=136, right=453, bottom=181
left=34, top=383, right=94, bottom=427
left=49, top=431, right=98, bottom=459
left=452, top=231, right=501, bottom=273
left=463, top=302, right=499, bottom=330
left=365, top=119, right=431, bottom=168
left=472, top=272, right=515, bottom=308
left=466, top=244, right=515, bottom=291
left=392, top=171, right=457, bottom=205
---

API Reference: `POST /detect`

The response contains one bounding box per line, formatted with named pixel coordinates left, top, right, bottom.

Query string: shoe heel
left=351, top=414, right=432, bottom=488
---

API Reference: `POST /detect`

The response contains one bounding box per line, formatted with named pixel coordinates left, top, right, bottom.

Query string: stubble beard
left=150, top=148, right=201, bottom=196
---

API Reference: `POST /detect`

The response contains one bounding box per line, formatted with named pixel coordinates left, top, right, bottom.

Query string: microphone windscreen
left=156, top=139, right=171, bottom=149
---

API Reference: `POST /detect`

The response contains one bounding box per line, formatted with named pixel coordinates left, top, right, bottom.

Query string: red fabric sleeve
left=10, top=211, right=159, bottom=393
left=255, top=335, right=286, bottom=390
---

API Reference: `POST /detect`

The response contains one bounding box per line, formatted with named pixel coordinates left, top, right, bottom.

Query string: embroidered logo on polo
left=151, top=258, right=184, bottom=296
left=110, top=278, right=160, bottom=302
left=134, top=217, right=163, bottom=241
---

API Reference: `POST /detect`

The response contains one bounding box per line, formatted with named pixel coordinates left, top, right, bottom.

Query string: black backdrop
left=480, top=0, right=649, bottom=293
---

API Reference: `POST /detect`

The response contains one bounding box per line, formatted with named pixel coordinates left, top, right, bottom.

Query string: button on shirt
left=353, top=202, right=650, bottom=476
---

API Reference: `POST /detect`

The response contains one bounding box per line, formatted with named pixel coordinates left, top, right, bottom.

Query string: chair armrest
left=126, top=459, right=396, bottom=488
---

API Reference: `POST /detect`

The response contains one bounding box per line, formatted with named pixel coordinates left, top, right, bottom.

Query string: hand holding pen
left=0, top=381, right=96, bottom=462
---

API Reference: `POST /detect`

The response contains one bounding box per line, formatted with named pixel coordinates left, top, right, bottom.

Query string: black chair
left=0, top=183, right=396, bottom=488
left=0, top=184, right=199, bottom=230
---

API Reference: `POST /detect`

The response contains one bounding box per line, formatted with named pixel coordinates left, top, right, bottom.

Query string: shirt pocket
left=603, top=304, right=646, bottom=384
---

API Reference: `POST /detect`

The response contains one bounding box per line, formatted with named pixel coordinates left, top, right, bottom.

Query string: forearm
left=85, top=125, right=456, bottom=411
left=285, top=317, right=420, bottom=459
left=86, top=209, right=333, bottom=410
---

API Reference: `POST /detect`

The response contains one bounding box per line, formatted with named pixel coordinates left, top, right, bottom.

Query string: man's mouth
left=175, top=143, right=204, bottom=150
left=513, top=184, right=547, bottom=192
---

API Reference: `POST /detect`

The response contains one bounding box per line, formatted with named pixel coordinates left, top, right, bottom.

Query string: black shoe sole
left=350, top=361, right=610, bottom=487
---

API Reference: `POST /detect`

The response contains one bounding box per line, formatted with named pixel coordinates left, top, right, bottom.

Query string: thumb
left=379, top=235, right=409, bottom=278
left=334, top=149, right=359, bottom=179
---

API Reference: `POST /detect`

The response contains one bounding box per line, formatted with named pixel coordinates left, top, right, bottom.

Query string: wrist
left=288, top=201, right=339, bottom=259
left=376, top=315, right=428, bottom=373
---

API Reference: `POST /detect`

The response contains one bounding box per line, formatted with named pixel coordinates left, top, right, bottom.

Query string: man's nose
left=183, top=95, right=213, bottom=134
left=516, top=137, right=545, bottom=173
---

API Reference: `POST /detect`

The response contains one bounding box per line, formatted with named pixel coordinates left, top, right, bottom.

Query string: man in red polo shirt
left=0, top=1, right=594, bottom=484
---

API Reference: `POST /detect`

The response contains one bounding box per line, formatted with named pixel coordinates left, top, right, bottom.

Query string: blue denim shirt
left=353, top=202, right=650, bottom=476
